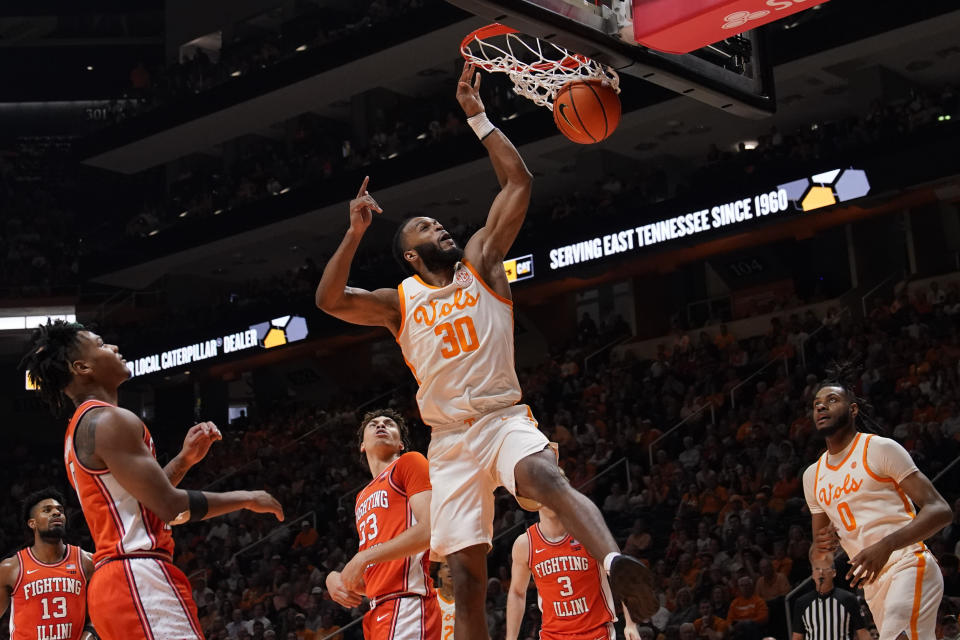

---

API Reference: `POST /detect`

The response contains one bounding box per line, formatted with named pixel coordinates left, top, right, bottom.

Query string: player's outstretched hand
left=180, top=421, right=222, bottom=465
left=326, top=570, right=364, bottom=609
left=846, top=539, right=894, bottom=589
left=349, top=176, right=383, bottom=233
left=814, top=522, right=840, bottom=553
left=456, top=62, right=485, bottom=118
left=245, top=491, right=284, bottom=521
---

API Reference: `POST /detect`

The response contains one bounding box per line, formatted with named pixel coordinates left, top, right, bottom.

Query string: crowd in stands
left=4, top=273, right=960, bottom=640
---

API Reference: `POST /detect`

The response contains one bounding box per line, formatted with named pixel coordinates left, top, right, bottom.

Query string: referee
left=792, top=551, right=870, bottom=640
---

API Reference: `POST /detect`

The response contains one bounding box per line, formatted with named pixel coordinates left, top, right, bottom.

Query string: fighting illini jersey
left=63, top=400, right=174, bottom=566
left=803, top=433, right=924, bottom=563
left=354, top=452, right=434, bottom=600
left=8, top=545, right=87, bottom=640
left=396, top=261, right=521, bottom=427
left=526, top=524, right=615, bottom=638
left=437, top=593, right=455, bottom=640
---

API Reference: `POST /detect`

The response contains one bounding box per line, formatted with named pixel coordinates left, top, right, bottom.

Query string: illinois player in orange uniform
left=803, top=371, right=952, bottom=640
left=505, top=505, right=641, bottom=640
left=315, top=62, right=656, bottom=640
left=0, top=489, right=95, bottom=640
left=325, top=409, right=440, bottom=640
left=21, top=321, right=284, bottom=640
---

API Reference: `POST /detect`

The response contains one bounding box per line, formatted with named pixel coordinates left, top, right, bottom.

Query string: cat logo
left=249, top=315, right=310, bottom=349
left=503, top=254, right=535, bottom=283
left=778, top=168, right=871, bottom=213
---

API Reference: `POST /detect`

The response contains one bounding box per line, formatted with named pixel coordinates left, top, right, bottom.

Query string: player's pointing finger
left=357, top=176, right=370, bottom=199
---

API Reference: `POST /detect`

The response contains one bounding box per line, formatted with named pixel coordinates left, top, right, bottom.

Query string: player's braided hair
left=21, top=487, right=66, bottom=527
left=392, top=219, right=417, bottom=276
left=357, top=408, right=411, bottom=454
left=19, top=320, right=86, bottom=413
left=815, top=358, right=884, bottom=434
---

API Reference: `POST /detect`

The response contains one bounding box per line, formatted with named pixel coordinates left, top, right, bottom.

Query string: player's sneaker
left=609, top=554, right=658, bottom=621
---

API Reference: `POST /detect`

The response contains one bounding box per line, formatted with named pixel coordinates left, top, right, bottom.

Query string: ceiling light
left=213, top=209, right=223, bottom=215
left=148, top=229, right=159, bottom=236
left=296, top=44, right=308, bottom=52
left=230, top=70, right=242, bottom=77
left=179, top=210, right=189, bottom=218
left=86, top=65, right=94, bottom=71
left=279, top=187, right=290, bottom=194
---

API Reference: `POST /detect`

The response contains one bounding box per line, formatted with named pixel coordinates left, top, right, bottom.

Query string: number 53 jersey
left=354, top=452, right=434, bottom=600
left=803, top=433, right=925, bottom=563
left=397, top=261, right=522, bottom=428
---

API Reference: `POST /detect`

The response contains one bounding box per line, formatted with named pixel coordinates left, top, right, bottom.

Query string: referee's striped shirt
left=792, top=587, right=865, bottom=640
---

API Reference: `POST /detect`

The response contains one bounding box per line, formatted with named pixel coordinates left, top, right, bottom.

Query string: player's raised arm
left=87, top=406, right=284, bottom=524
left=315, top=176, right=401, bottom=334
left=457, top=63, right=533, bottom=267
left=505, top=532, right=532, bottom=640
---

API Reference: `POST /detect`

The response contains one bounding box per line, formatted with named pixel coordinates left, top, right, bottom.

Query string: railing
left=784, top=452, right=960, bottom=637
left=584, top=334, right=632, bottom=375
left=729, top=353, right=790, bottom=410
left=860, top=273, right=900, bottom=317
left=228, top=510, right=317, bottom=565
left=647, top=403, right=716, bottom=469
left=203, top=387, right=399, bottom=491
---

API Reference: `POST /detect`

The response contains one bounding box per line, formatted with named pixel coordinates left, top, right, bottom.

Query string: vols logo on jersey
left=454, top=268, right=474, bottom=287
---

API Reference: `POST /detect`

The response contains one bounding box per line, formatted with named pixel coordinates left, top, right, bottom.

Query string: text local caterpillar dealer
left=548, top=189, right=789, bottom=270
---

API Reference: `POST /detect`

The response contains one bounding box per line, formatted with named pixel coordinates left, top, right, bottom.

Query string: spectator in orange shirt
left=714, top=324, right=736, bottom=351
left=315, top=612, right=342, bottom=640
left=699, top=476, right=729, bottom=516
left=694, top=599, right=730, bottom=640
left=770, top=541, right=792, bottom=579
left=754, top=557, right=790, bottom=601
left=292, top=612, right=315, bottom=640
left=726, top=576, right=767, bottom=640
left=292, top=519, right=319, bottom=549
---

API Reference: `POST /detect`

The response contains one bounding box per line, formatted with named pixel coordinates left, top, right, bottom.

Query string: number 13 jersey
left=397, top=261, right=521, bottom=428
left=803, top=433, right=924, bottom=563
left=354, top=452, right=434, bottom=600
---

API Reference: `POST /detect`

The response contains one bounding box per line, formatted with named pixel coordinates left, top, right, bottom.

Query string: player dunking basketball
left=0, top=488, right=95, bottom=640
left=325, top=409, right=440, bottom=640
left=315, top=62, right=657, bottom=639
left=21, top=321, right=284, bottom=640
left=505, top=504, right=640, bottom=640
left=802, top=370, right=952, bottom=640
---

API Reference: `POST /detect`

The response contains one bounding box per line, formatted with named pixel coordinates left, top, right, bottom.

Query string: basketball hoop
left=460, top=24, right=619, bottom=111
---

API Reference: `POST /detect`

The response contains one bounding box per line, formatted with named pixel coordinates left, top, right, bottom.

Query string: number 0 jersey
left=8, top=545, right=87, bottom=640
left=354, top=452, right=434, bottom=600
left=526, top=524, right=615, bottom=636
left=63, top=400, right=175, bottom=566
left=396, top=261, right=522, bottom=427
left=803, top=433, right=924, bottom=563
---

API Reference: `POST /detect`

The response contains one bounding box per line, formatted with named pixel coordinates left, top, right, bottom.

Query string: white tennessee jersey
left=803, top=433, right=923, bottom=562
left=437, top=592, right=455, bottom=640
left=396, top=260, right=521, bottom=427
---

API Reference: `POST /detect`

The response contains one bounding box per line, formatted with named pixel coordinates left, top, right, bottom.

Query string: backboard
left=446, top=0, right=776, bottom=118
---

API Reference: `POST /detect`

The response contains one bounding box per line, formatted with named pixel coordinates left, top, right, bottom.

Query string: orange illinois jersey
left=63, top=400, right=174, bottom=566
left=8, top=545, right=87, bottom=640
left=803, top=433, right=923, bottom=563
left=396, top=261, right=521, bottom=427
left=354, top=452, right=434, bottom=600
left=526, top=524, right=615, bottom=636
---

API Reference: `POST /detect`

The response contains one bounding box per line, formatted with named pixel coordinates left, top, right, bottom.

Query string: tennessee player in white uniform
left=436, top=561, right=455, bottom=640
left=803, top=380, right=951, bottom=640
left=315, top=62, right=657, bottom=640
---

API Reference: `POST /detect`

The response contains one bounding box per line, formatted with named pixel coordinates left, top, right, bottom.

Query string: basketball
left=552, top=79, right=621, bottom=144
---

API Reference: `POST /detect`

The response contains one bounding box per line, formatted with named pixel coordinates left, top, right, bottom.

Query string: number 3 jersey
left=526, top=523, right=616, bottom=637
left=803, top=433, right=924, bottom=563
left=354, top=452, right=434, bottom=600
left=8, top=545, right=87, bottom=640
left=396, top=261, right=521, bottom=428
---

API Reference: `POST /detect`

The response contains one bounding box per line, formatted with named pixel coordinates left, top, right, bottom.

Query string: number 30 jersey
left=803, top=433, right=924, bottom=563
left=354, top=452, right=434, bottom=600
left=396, top=261, right=522, bottom=428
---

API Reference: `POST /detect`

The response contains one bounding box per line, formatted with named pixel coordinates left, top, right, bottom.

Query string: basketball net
left=461, top=24, right=620, bottom=111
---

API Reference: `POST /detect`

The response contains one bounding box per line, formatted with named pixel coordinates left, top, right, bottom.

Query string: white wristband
left=467, top=112, right=496, bottom=141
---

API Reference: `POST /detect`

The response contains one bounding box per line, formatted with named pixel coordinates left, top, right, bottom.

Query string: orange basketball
left=553, top=79, right=621, bottom=144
